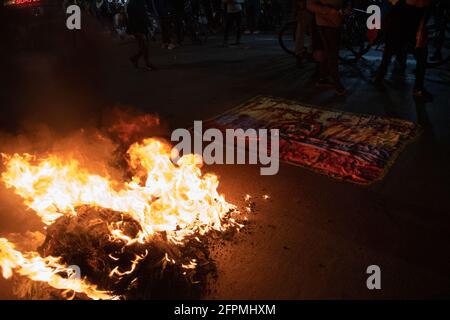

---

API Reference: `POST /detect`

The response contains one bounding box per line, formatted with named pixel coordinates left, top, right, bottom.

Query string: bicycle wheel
left=340, top=14, right=372, bottom=63
left=426, top=23, right=450, bottom=68
left=278, top=21, right=297, bottom=56
left=196, top=24, right=209, bottom=44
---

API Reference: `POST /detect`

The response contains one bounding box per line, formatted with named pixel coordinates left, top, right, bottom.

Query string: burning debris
left=0, top=130, right=242, bottom=300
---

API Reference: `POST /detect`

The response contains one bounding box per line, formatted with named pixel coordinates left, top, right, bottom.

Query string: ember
left=0, top=134, right=241, bottom=299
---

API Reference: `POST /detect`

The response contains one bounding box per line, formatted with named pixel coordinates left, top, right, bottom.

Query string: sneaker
left=143, top=64, right=157, bottom=71
left=315, top=78, right=334, bottom=87
left=430, top=51, right=442, bottom=62
left=253, top=30, right=260, bottom=34
left=244, top=30, right=251, bottom=35
left=167, top=43, right=177, bottom=50
left=335, top=84, right=348, bottom=96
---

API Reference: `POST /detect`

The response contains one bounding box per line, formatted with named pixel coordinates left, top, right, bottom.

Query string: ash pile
left=14, top=205, right=237, bottom=300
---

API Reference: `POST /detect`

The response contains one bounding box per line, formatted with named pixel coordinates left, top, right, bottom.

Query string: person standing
left=127, top=0, right=157, bottom=70
left=293, top=0, right=313, bottom=65
left=430, top=0, right=449, bottom=62
left=307, top=0, right=348, bottom=95
left=374, top=0, right=433, bottom=100
left=223, top=0, right=245, bottom=45
left=244, top=0, right=261, bottom=34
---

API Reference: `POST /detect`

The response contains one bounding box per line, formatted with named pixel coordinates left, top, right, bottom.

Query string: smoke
left=0, top=106, right=169, bottom=234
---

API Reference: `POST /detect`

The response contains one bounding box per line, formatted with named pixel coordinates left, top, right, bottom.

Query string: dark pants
left=172, top=14, right=184, bottom=44
left=317, top=26, right=342, bottom=87
left=224, top=12, right=242, bottom=44
left=433, top=5, right=447, bottom=55
left=375, top=32, right=428, bottom=90
left=246, top=6, right=259, bottom=31
left=160, top=16, right=172, bottom=44
left=375, top=2, right=427, bottom=90
left=131, top=33, right=150, bottom=66
left=376, top=38, right=401, bottom=78
left=376, top=43, right=428, bottom=90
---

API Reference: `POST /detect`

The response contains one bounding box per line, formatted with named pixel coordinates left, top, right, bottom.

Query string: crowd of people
left=70, top=0, right=290, bottom=69
left=293, top=0, right=448, bottom=98
left=69, top=0, right=448, bottom=100
left=67, top=0, right=290, bottom=44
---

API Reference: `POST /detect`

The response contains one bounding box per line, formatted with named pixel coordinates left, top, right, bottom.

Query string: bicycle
left=426, top=1, right=450, bottom=68
left=277, top=20, right=298, bottom=57
left=278, top=8, right=375, bottom=63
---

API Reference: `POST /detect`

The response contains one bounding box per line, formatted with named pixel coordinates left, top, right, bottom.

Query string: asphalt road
left=0, top=15, right=449, bottom=299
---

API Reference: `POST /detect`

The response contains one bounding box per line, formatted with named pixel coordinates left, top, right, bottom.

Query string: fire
left=0, top=138, right=237, bottom=299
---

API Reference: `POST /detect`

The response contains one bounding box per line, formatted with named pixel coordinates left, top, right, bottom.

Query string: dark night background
left=0, top=0, right=449, bottom=299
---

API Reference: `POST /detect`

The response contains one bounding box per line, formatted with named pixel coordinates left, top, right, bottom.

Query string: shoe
left=413, top=88, right=433, bottom=101
left=315, top=78, right=334, bottom=87
left=244, top=30, right=251, bottom=35
left=335, top=85, right=348, bottom=96
left=430, top=51, right=442, bottom=62
left=167, top=43, right=177, bottom=50
left=253, top=30, right=260, bottom=34
left=372, top=77, right=386, bottom=91
left=143, top=63, right=157, bottom=71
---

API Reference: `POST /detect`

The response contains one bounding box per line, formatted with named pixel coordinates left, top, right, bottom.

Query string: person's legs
left=374, top=37, right=397, bottom=83
left=394, top=45, right=407, bottom=73
left=235, top=12, right=242, bottom=44
left=160, top=17, right=171, bottom=46
left=224, top=13, right=233, bottom=44
left=319, top=26, right=344, bottom=93
left=130, top=33, right=144, bottom=67
left=131, top=33, right=155, bottom=70
left=252, top=8, right=260, bottom=33
left=294, top=11, right=307, bottom=57
left=413, top=46, right=431, bottom=99
left=174, top=14, right=184, bottom=45
left=431, top=8, right=446, bottom=60
left=139, top=34, right=150, bottom=67
left=327, top=28, right=344, bottom=92
left=246, top=6, right=255, bottom=32
left=315, top=27, right=332, bottom=85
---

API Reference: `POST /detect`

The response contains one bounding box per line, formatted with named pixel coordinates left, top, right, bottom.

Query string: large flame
left=0, top=238, right=113, bottom=300
left=0, top=138, right=236, bottom=299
